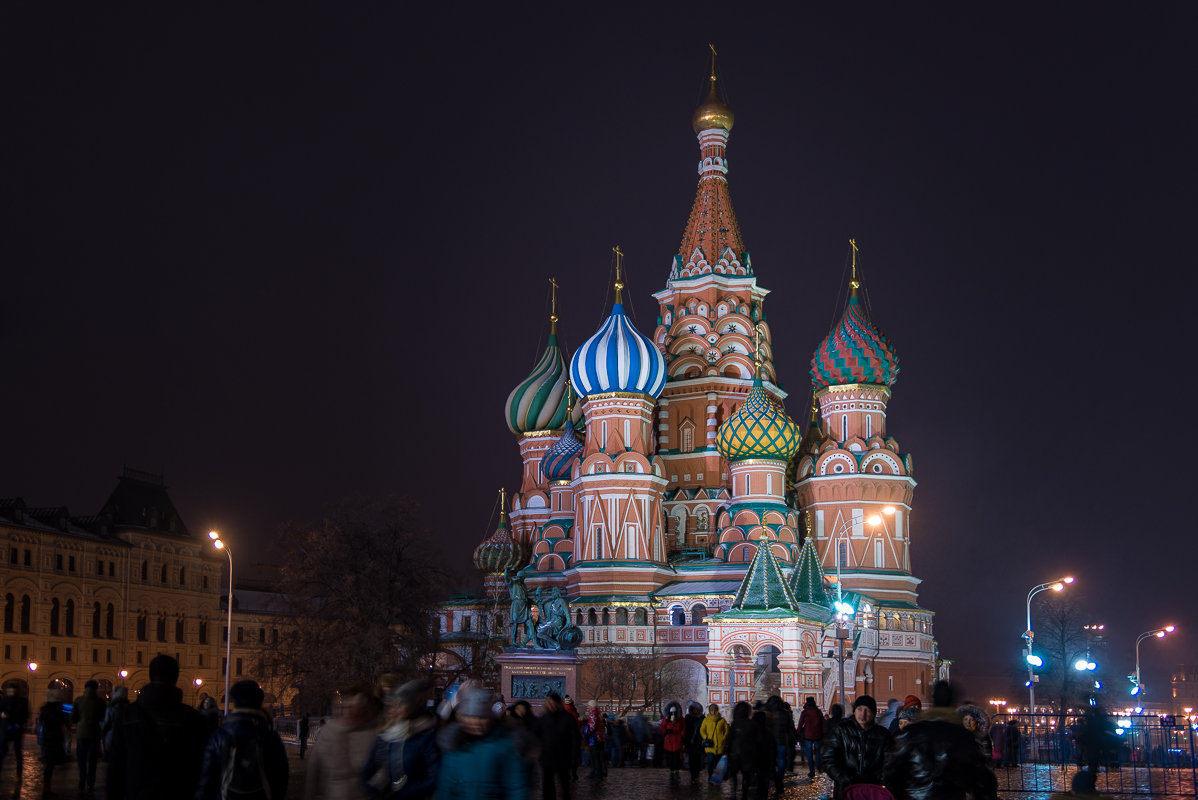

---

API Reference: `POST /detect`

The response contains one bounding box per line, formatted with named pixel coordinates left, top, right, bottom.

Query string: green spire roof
left=731, top=540, right=800, bottom=612
left=790, top=538, right=832, bottom=608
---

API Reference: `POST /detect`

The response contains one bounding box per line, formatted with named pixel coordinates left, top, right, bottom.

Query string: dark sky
left=8, top=3, right=1197, bottom=698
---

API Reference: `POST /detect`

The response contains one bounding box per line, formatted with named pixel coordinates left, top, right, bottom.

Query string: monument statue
left=504, top=568, right=537, bottom=648
left=534, top=586, right=582, bottom=651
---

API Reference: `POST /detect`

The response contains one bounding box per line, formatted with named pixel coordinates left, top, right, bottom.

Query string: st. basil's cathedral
left=462, top=64, right=942, bottom=711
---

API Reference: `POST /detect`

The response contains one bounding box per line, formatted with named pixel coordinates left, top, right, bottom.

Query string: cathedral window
left=875, top=539, right=884, bottom=567
left=692, top=603, right=708, bottom=625
left=841, top=415, right=848, bottom=441
left=837, top=541, right=849, bottom=568
left=616, top=608, right=628, bottom=625
left=670, top=606, right=685, bottom=626
left=680, top=419, right=695, bottom=453
left=587, top=610, right=598, bottom=626
left=634, top=608, right=648, bottom=626
left=601, top=609, right=610, bottom=625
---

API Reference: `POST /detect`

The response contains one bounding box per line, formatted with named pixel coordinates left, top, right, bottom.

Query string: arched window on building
left=615, top=608, right=628, bottom=626
left=670, top=605, right=686, bottom=626
left=160, top=564, right=167, bottom=583
left=634, top=608, right=648, bottom=626
left=105, top=604, right=115, bottom=638
left=92, top=602, right=101, bottom=637
left=587, top=609, right=598, bottom=626
left=21, top=595, right=32, bottom=633
left=576, top=610, right=584, bottom=627
left=601, top=609, right=610, bottom=626
left=156, top=616, right=167, bottom=642
left=179, top=567, right=186, bottom=586
left=175, top=617, right=185, bottom=643
left=140, top=561, right=148, bottom=581
left=65, top=599, right=75, bottom=636
left=198, top=620, right=208, bottom=645
left=136, top=611, right=147, bottom=641
left=691, top=603, right=708, bottom=625
left=50, top=598, right=60, bottom=635
left=3, top=593, right=13, bottom=633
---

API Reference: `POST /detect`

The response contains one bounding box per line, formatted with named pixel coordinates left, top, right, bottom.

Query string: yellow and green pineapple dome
left=717, top=380, right=800, bottom=462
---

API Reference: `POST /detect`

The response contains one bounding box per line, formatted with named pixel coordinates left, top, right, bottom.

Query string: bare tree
left=269, top=498, right=448, bottom=709
left=1034, top=594, right=1091, bottom=711
left=580, top=643, right=689, bottom=716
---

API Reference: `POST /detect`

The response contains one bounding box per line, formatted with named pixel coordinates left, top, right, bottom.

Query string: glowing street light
left=1025, top=575, right=1075, bottom=714
left=209, top=530, right=234, bottom=715
left=118, top=669, right=129, bottom=680
left=1133, top=624, right=1176, bottom=697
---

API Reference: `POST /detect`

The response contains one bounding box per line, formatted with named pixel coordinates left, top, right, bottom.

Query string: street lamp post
left=1133, top=625, right=1176, bottom=699
left=209, top=531, right=234, bottom=716
left=1024, top=575, right=1075, bottom=715
left=828, top=506, right=895, bottom=705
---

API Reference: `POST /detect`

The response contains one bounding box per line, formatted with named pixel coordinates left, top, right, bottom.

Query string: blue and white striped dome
left=569, top=303, right=667, bottom=399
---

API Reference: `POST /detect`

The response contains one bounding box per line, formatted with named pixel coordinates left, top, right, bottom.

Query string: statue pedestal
left=495, top=649, right=580, bottom=713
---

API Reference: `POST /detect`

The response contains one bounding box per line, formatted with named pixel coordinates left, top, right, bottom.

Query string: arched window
left=179, top=567, right=186, bottom=586
left=587, top=609, right=598, bottom=626
left=65, top=599, right=75, bottom=636
left=634, top=608, right=648, bottom=626
left=92, top=602, right=101, bottom=637
left=576, top=610, right=584, bottom=627
left=615, top=608, right=628, bottom=626
left=670, top=605, right=685, bottom=626
left=3, top=593, right=13, bottom=633
left=136, top=611, right=147, bottom=641
left=160, top=564, right=167, bottom=583
left=198, top=620, right=208, bottom=645
left=175, top=617, right=185, bottom=643
left=105, top=603, right=115, bottom=638
left=156, top=616, right=167, bottom=642
left=691, top=603, right=708, bottom=625
left=140, top=561, right=148, bottom=581
left=601, top=609, right=610, bottom=626
left=50, top=598, right=61, bottom=635
left=21, top=595, right=32, bottom=632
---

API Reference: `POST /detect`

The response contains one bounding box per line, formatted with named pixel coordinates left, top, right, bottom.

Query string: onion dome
left=717, top=379, right=801, bottom=461
left=473, top=489, right=530, bottom=574
left=505, top=288, right=571, bottom=433
left=692, top=76, right=735, bottom=135
left=541, top=387, right=584, bottom=482
left=570, top=254, right=667, bottom=399
left=810, top=256, right=899, bottom=389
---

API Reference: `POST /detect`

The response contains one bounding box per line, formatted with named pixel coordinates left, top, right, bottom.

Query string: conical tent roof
left=731, top=540, right=800, bottom=612
left=790, top=538, right=832, bottom=608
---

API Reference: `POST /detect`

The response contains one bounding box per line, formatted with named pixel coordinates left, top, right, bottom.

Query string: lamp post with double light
left=828, top=506, right=895, bottom=704
left=208, top=530, right=234, bottom=715
left=1024, top=575, right=1074, bottom=714
left=1132, top=625, right=1175, bottom=699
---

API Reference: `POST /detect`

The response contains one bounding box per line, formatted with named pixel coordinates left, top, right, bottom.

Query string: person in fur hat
left=956, top=704, right=992, bottom=760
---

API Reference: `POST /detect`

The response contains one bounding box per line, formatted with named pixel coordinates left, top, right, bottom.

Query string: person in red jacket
left=661, top=701, right=686, bottom=781
left=796, top=697, right=824, bottom=779
left=584, top=700, right=607, bottom=780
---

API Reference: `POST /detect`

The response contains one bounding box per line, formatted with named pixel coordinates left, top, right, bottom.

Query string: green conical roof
left=731, top=540, right=800, bottom=612
left=790, top=538, right=832, bottom=608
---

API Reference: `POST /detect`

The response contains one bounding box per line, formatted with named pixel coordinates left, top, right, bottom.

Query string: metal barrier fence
left=990, top=713, right=1197, bottom=796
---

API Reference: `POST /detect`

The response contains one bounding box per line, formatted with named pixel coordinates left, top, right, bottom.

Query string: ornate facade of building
left=0, top=469, right=292, bottom=711
left=470, top=65, right=941, bottom=709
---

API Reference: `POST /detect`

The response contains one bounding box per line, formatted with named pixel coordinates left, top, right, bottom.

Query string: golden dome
left=692, top=78, right=735, bottom=134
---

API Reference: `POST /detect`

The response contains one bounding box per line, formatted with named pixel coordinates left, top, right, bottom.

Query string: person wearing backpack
left=196, top=679, right=289, bottom=800
left=107, top=654, right=209, bottom=800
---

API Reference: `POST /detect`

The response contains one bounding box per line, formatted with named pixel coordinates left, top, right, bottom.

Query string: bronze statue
left=505, top=568, right=536, bottom=647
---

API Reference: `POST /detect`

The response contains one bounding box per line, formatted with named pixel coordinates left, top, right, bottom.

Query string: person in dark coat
left=0, top=684, right=31, bottom=780
left=626, top=712, right=649, bottom=767
left=1002, top=718, right=1021, bottom=767
left=538, top=692, right=579, bottom=800
left=107, top=654, right=210, bottom=800
left=197, top=694, right=220, bottom=735
left=196, top=679, right=289, bottom=800
left=883, top=681, right=997, bottom=800
left=71, top=679, right=108, bottom=792
left=299, top=711, right=311, bottom=759
left=796, top=697, right=824, bottom=778
left=749, top=709, right=777, bottom=800
left=684, top=702, right=705, bottom=783
left=362, top=679, right=440, bottom=799
left=822, top=695, right=892, bottom=798
left=724, top=701, right=756, bottom=799
left=434, top=686, right=527, bottom=800
left=764, top=696, right=793, bottom=792
left=37, top=689, right=71, bottom=796
left=824, top=703, right=845, bottom=741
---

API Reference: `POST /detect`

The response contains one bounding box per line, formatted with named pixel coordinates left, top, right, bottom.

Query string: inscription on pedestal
left=511, top=675, right=566, bottom=699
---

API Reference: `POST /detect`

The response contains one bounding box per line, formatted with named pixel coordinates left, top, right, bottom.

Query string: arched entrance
left=662, top=658, right=707, bottom=709
left=755, top=645, right=781, bottom=699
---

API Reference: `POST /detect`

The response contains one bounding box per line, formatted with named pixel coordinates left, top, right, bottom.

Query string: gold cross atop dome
left=753, top=324, right=764, bottom=379
left=549, top=277, right=559, bottom=334
left=498, top=487, right=507, bottom=525
left=849, top=238, right=860, bottom=297
left=613, top=245, right=625, bottom=303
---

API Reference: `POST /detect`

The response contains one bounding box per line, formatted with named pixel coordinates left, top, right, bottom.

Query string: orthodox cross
left=849, top=238, right=860, bottom=294
left=613, top=245, right=625, bottom=303
left=498, top=487, right=507, bottom=525
left=549, top=276, right=559, bottom=333
left=708, top=43, right=718, bottom=82
left=753, top=324, right=764, bottom=379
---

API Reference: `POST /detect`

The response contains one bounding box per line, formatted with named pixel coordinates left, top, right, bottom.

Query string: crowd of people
left=0, top=669, right=1023, bottom=800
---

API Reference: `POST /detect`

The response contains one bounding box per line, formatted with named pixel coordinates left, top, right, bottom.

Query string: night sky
left=9, top=4, right=1197, bottom=698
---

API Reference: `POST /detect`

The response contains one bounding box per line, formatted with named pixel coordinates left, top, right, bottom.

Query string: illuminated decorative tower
left=712, top=330, right=803, bottom=563
left=473, top=488, right=531, bottom=599
left=652, top=48, right=782, bottom=555
left=567, top=249, right=671, bottom=597
left=531, top=384, right=583, bottom=572
left=505, top=279, right=577, bottom=550
left=792, top=241, right=916, bottom=606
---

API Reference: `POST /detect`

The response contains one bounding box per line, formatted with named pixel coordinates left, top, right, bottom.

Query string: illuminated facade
left=472, top=64, right=940, bottom=709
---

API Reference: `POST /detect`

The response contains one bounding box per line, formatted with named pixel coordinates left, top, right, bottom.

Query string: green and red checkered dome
left=810, top=295, right=899, bottom=389
left=472, top=518, right=530, bottom=574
